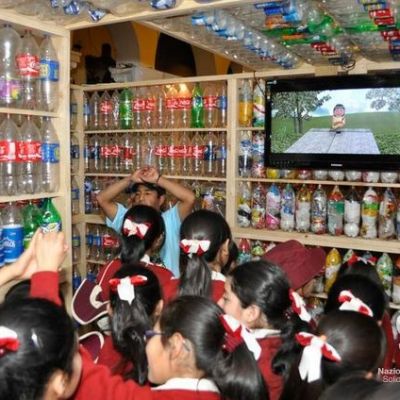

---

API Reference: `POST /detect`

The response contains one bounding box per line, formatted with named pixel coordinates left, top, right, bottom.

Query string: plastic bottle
left=39, top=34, right=59, bottom=112
left=22, top=201, right=41, bottom=249
left=237, top=181, right=252, bottom=228
left=361, top=187, right=379, bottom=239
left=203, top=83, right=218, bottom=128
left=132, top=132, right=141, bottom=171
left=84, top=177, right=93, bottom=214
left=252, top=79, right=265, bottom=127
left=41, top=117, right=60, bottom=193
left=121, top=131, right=134, bottom=172
left=178, top=83, right=191, bottom=128
left=280, top=183, right=295, bottom=231
left=190, top=131, right=205, bottom=175
left=119, top=88, right=132, bottom=129
left=100, top=132, right=112, bottom=173
left=266, top=183, right=281, bottom=230
left=2, top=202, right=24, bottom=263
left=295, top=184, right=311, bottom=232
left=112, top=133, right=122, bottom=172
left=91, top=225, right=102, bottom=261
left=311, top=185, right=327, bottom=234
left=102, top=228, right=118, bottom=262
left=0, top=115, right=18, bottom=195
left=89, top=91, right=100, bottom=130
left=327, top=185, right=344, bottom=236
left=397, top=206, right=400, bottom=241
left=379, top=188, right=397, bottom=239
left=154, top=85, right=166, bottom=129
left=217, top=81, right=227, bottom=128
left=0, top=210, right=4, bottom=267
left=91, top=178, right=101, bottom=215
left=71, top=177, right=80, bottom=215
left=324, top=248, right=341, bottom=293
left=110, top=89, right=120, bottom=130
left=99, top=90, right=112, bottom=130
left=376, top=253, right=393, bottom=298
left=89, top=133, right=101, bottom=172
left=85, top=225, right=93, bottom=257
left=251, top=183, right=266, bottom=229
left=239, top=79, right=253, bottom=127
left=41, top=198, right=62, bottom=233
left=83, top=135, right=90, bottom=172
left=165, top=84, right=179, bottom=129
left=16, top=30, right=40, bottom=109
left=144, top=86, right=156, bottom=129
left=180, top=131, right=191, bottom=176
left=72, top=267, right=82, bottom=293
left=215, top=132, right=227, bottom=178
left=344, top=186, right=361, bottom=238
left=167, top=130, right=182, bottom=176
left=72, top=225, right=81, bottom=264
left=70, top=134, right=80, bottom=173
left=17, top=117, right=42, bottom=194
left=237, top=238, right=252, bottom=265
left=251, top=131, right=265, bottom=178
left=191, top=82, right=204, bottom=128
left=154, top=132, right=167, bottom=174
left=71, top=91, right=78, bottom=129
left=141, top=131, right=155, bottom=168
left=238, top=130, right=252, bottom=177
left=203, top=130, right=217, bottom=176
left=132, top=86, right=145, bottom=129
left=83, top=91, right=91, bottom=130
left=0, top=24, right=21, bottom=107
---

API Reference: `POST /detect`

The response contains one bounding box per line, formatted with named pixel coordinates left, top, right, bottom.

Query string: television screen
left=266, top=75, right=400, bottom=170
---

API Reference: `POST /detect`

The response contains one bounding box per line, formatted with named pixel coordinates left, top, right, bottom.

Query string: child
left=163, top=209, right=232, bottom=303
left=280, top=310, right=386, bottom=400
left=218, top=260, right=311, bottom=400
left=331, top=103, right=346, bottom=132
left=97, top=166, right=195, bottom=276
left=97, top=264, right=163, bottom=384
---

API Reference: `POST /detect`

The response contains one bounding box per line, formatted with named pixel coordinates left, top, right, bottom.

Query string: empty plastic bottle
left=0, top=115, right=18, bottom=195
left=190, top=131, right=204, bottom=175
left=2, top=202, right=24, bottom=263
left=132, top=87, right=145, bottom=129
left=110, top=90, right=119, bottom=129
left=217, top=82, right=227, bottom=128
left=154, top=85, right=166, bottom=129
left=119, top=88, right=132, bottom=129
left=22, top=201, right=41, bottom=249
left=203, top=130, right=217, bottom=176
left=72, top=225, right=81, bottom=264
left=203, top=83, right=218, bottom=128
left=71, top=177, right=80, bottom=215
left=41, top=117, right=60, bottom=193
left=191, top=83, right=204, bottom=128
left=178, top=83, right=191, bottom=128
left=70, top=134, right=80, bottom=173
left=144, top=86, right=156, bottom=129
left=83, top=91, right=90, bottom=130
left=89, top=91, right=100, bottom=130
left=99, top=90, right=112, bottom=130
left=166, top=84, right=179, bottom=129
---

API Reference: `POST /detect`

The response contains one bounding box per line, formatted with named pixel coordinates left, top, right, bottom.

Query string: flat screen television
left=265, top=74, right=400, bottom=170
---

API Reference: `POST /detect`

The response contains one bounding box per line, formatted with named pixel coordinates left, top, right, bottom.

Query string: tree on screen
left=273, top=91, right=331, bottom=134
left=366, top=88, right=400, bottom=112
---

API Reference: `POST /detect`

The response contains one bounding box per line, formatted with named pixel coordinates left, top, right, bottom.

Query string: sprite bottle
left=22, top=201, right=42, bottom=249
left=119, top=88, right=133, bottom=129
left=191, top=83, right=204, bottom=128
left=41, top=198, right=62, bottom=232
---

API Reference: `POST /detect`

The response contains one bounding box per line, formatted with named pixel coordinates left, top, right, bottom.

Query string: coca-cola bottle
left=17, top=116, right=42, bottom=194
left=203, top=131, right=217, bottom=176
left=0, top=24, right=21, bottom=107
left=133, top=132, right=142, bottom=171
left=121, top=132, right=134, bottom=172
left=89, top=91, right=100, bottom=130
left=132, top=87, right=145, bottom=129
left=101, top=132, right=112, bottom=173
left=0, top=115, right=18, bottom=195
left=144, top=86, right=156, bottom=129
left=111, top=133, right=122, bottom=172
left=203, top=83, right=218, bottom=128
left=181, top=131, right=191, bottom=175
left=190, top=131, right=204, bottom=175
left=217, top=82, right=227, bottom=128
left=39, top=34, right=59, bottom=112
left=83, top=92, right=90, bottom=130
left=167, top=130, right=182, bottom=175
left=110, top=90, right=120, bottom=130
left=141, top=131, right=155, bottom=167
left=154, top=85, right=166, bottom=129
left=16, top=30, right=40, bottom=109
left=91, top=178, right=101, bottom=214
left=154, top=132, right=167, bottom=174
left=178, top=83, right=192, bottom=128
left=165, top=84, right=179, bottom=129
left=41, top=117, right=60, bottom=193
left=99, top=91, right=112, bottom=130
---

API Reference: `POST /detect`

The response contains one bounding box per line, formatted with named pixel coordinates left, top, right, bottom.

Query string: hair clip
left=109, top=275, right=148, bottom=305
left=122, top=218, right=151, bottom=239
left=289, top=289, right=312, bottom=323
left=347, top=253, right=377, bottom=267
left=296, top=332, right=341, bottom=383
left=219, top=314, right=261, bottom=360
left=179, top=239, right=211, bottom=257
left=0, top=326, right=20, bottom=357
left=338, top=290, right=373, bottom=317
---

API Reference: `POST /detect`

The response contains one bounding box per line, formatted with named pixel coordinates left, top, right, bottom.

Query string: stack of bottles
left=79, top=81, right=227, bottom=131
left=238, top=79, right=266, bottom=128
left=0, top=25, right=59, bottom=111
left=236, top=237, right=400, bottom=305
left=0, top=115, right=60, bottom=195
left=83, top=130, right=227, bottom=177
left=237, top=182, right=400, bottom=240
left=85, top=224, right=120, bottom=263
left=0, top=198, right=62, bottom=266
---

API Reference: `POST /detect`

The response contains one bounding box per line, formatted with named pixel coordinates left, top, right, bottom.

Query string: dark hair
left=337, top=260, right=384, bottom=291
left=179, top=210, right=232, bottom=298
left=159, top=296, right=268, bottom=400
left=221, top=240, right=239, bottom=275
left=120, top=205, right=165, bottom=265
left=110, top=263, right=162, bottom=384
left=281, top=311, right=386, bottom=400
left=229, top=260, right=309, bottom=378
left=365, top=381, right=400, bottom=400
left=325, top=274, right=386, bottom=321
left=130, top=182, right=166, bottom=197
left=0, top=298, right=76, bottom=400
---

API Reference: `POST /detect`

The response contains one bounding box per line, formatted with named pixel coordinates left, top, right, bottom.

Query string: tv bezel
left=265, top=74, right=400, bottom=171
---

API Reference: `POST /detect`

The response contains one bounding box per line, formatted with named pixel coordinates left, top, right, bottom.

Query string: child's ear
left=168, top=332, right=186, bottom=360
left=48, top=370, right=67, bottom=398
left=243, top=304, right=262, bottom=327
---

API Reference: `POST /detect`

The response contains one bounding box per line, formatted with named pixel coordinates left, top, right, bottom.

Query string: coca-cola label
left=17, top=141, right=42, bottom=162
left=0, top=141, right=17, bottom=162
left=100, top=145, right=113, bottom=157
left=16, top=54, right=40, bottom=77
left=102, top=234, right=119, bottom=248
left=40, top=59, right=59, bottom=82
left=145, top=98, right=156, bottom=111
left=167, top=145, right=188, bottom=158
left=192, top=145, right=206, bottom=159
left=178, top=97, right=192, bottom=110
left=41, top=143, right=60, bottom=163
left=155, top=145, right=168, bottom=156
left=132, top=99, right=146, bottom=111
left=166, top=98, right=179, bottom=110
left=110, top=145, right=121, bottom=157
left=203, top=95, right=218, bottom=109
left=100, top=101, right=112, bottom=114
left=122, top=147, right=135, bottom=160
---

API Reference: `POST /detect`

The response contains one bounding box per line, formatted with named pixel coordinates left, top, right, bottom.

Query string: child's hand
left=35, top=231, right=68, bottom=272
left=140, top=166, right=160, bottom=184
left=130, top=168, right=145, bottom=183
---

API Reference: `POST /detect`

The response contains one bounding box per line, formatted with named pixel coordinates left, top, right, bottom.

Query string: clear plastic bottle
left=311, top=185, right=327, bottom=234
left=91, top=225, right=102, bottom=261
left=84, top=177, right=93, bottom=214
left=121, top=132, right=134, bottom=173
left=327, top=185, right=344, bottom=236
left=144, top=86, right=156, bottom=129
left=237, top=181, right=252, bottom=228
left=72, top=225, right=81, bottom=264
left=190, top=131, right=205, bottom=175
left=165, top=84, right=179, bottom=129
left=154, top=85, right=166, bottom=129
left=154, top=132, right=168, bottom=174
left=70, top=90, right=78, bottom=129
left=252, top=79, right=265, bottom=127
left=167, top=130, right=182, bottom=176
left=71, top=177, right=80, bottom=216
left=181, top=131, right=191, bottom=176
left=99, top=90, right=112, bottom=130
left=203, top=83, right=218, bottom=128
left=89, top=91, right=100, bottom=130
left=133, top=132, right=142, bottom=171
left=141, top=131, right=155, bottom=167
left=0, top=115, right=18, bottom=195
left=110, top=89, right=120, bottom=130
left=0, top=24, right=21, bottom=107
left=239, top=79, right=253, bottom=127
left=83, top=91, right=91, bottom=130
left=132, top=87, right=145, bottom=129
left=266, top=183, right=281, bottom=230
left=70, top=134, right=80, bottom=173
left=378, top=188, right=397, bottom=239
left=2, top=202, right=24, bottom=263
left=83, top=135, right=90, bottom=172
left=280, top=183, right=295, bottom=231
left=361, top=187, right=378, bottom=239
left=89, top=133, right=101, bottom=172
left=296, top=184, right=311, bottom=232
left=203, top=130, right=217, bottom=176
left=251, top=131, right=265, bottom=178
left=217, top=82, right=227, bottom=128
left=215, top=132, right=227, bottom=177
left=238, top=130, right=252, bottom=177
left=251, top=182, right=266, bottom=229
left=39, top=34, right=59, bottom=112
left=17, top=116, right=42, bottom=194
left=91, top=178, right=101, bottom=215
left=344, top=186, right=361, bottom=238
left=85, top=224, right=93, bottom=256
left=100, top=132, right=112, bottom=173
left=41, top=117, right=59, bottom=193
left=178, top=83, right=192, bottom=128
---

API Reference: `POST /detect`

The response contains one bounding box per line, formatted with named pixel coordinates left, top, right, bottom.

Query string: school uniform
left=252, top=329, right=284, bottom=400
left=163, top=271, right=225, bottom=304
left=381, top=311, right=395, bottom=369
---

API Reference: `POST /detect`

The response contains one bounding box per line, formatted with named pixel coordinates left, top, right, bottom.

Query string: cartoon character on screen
left=331, top=104, right=346, bottom=133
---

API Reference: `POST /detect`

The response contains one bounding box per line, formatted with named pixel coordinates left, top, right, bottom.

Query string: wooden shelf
left=232, top=227, right=400, bottom=254
left=74, top=214, right=106, bottom=225
left=84, top=128, right=227, bottom=134
left=0, top=107, right=59, bottom=118
left=0, top=192, right=63, bottom=204
left=85, top=173, right=226, bottom=182
left=86, top=259, right=107, bottom=265
left=236, top=178, right=400, bottom=189
left=236, top=127, right=265, bottom=131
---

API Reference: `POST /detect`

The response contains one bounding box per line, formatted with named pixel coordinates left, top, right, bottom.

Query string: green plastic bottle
left=191, top=83, right=204, bottom=128
left=119, top=88, right=133, bottom=129
left=41, top=198, right=62, bottom=233
left=22, top=201, right=42, bottom=249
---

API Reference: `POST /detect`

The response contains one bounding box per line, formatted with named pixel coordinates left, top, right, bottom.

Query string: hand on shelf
left=35, top=231, right=68, bottom=273
left=130, top=168, right=145, bottom=183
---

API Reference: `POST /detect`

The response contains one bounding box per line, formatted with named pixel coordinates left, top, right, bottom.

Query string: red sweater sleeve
left=74, top=346, right=152, bottom=400
left=30, top=271, right=62, bottom=306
